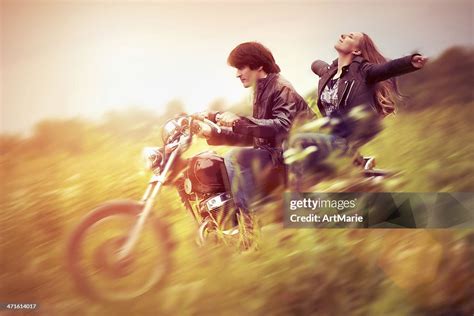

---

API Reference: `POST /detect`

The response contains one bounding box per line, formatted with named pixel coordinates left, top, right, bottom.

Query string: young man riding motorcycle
left=195, top=42, right=312, bottom=214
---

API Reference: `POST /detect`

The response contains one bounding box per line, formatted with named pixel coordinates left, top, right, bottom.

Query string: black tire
left=66, top=200, right=174, bottom=301
left=196, top=218, right=239, bottom=246
left=196, top=212, right=255, bottom=250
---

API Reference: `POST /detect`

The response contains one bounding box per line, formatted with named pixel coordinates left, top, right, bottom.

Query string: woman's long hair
left=358, top=33, right=404, bottom=116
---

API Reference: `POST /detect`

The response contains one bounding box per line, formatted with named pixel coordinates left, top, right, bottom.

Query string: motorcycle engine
left=185, top=151, right=228, bottom=194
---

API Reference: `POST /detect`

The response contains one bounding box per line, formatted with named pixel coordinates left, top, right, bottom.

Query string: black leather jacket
left=311, top=54, right=420, bottom=117
left=207, top=73, right=312, bottom=164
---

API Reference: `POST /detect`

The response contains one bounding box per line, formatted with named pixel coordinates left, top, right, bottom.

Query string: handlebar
left=163, top=113, right=224, bottom=148
left=201, top=118, right=222, bottom=134
left=189, top=113, right=222, bottom=135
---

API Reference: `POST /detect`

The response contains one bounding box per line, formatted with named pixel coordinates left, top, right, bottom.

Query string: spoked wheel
left=66, top=200, right=174, bottom=302
left=196, top=212, right=255, bottom=250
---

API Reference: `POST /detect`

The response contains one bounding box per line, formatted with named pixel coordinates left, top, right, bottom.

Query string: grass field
left=1, top=100, right=473, bottom=315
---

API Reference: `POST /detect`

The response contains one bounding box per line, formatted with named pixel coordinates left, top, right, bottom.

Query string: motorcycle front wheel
left=66, top=200, right=174, bottom=302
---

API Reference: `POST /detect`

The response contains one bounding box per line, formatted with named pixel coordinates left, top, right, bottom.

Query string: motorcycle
left=65, top=110, right=391, bottom=301
left=65, top=114, right=260, bottom=302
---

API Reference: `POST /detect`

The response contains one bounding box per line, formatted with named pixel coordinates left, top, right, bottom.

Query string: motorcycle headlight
left=142, top=147, right=163, bottom=170
left=162, top=119, right=180, bottom=144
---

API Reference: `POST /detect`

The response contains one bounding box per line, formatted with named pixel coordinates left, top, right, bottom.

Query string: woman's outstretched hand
left=411, top=55, right=429, bottom=68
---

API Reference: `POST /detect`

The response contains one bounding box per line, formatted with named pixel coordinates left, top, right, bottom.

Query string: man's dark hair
left=227, top=42, right=281, bottom=74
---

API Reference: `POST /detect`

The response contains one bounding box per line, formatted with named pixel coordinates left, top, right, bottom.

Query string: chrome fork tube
left=141, top=184, right=154, bottom=202
left=117, top=148, right=179, bottom=259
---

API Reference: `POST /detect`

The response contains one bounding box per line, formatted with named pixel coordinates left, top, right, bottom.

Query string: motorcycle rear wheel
left=196, top=212, right=255, bottom=250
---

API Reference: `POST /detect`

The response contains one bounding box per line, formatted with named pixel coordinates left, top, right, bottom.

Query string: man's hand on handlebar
left=192, top=120, right=213, bottom=138
left=216, top=111, right=240, bottom=127
left=190, top=111, right=232, bottom=138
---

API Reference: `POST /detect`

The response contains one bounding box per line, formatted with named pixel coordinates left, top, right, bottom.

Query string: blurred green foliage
left=0, top=47, right=473, bottom=315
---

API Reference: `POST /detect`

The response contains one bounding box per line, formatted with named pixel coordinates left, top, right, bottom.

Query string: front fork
left=117, top=148, right=179, bottom=260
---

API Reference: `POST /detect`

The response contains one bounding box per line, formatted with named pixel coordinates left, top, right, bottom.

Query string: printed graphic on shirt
left=320, top=78, right=339, bottom=116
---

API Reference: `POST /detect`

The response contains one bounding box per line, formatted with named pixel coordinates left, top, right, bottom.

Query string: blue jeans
left=224, top=147, right=275, bottom=213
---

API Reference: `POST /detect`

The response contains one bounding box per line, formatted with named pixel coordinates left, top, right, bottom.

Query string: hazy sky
left=1, top=0, right=473, bottom=134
